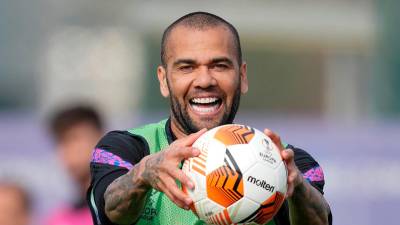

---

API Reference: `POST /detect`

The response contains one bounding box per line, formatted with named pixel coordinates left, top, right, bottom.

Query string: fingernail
left=188, top=181, right=194, bottom=189
left=184, top=205, right=190, bottom=210
left=192, top=148, right=200, bottom=155
left=186, top=198, right=192, bottom=205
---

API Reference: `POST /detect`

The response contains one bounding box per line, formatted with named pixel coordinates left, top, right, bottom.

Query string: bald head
left=161, top=11, right=242, bottom=67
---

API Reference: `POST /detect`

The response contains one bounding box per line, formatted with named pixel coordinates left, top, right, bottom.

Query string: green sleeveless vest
left=128, top=119, right=276, bottom=225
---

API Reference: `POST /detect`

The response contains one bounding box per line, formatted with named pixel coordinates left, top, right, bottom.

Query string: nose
left=193, top=66, right=217, bottom=88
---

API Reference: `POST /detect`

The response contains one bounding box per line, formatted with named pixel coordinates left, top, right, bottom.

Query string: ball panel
left=206, top=165, right=244, bottom=208
left=207, top=209, right=233, bottom=225
left=192, top=128, right=214, bottom=152
left=275, top=162, right=288, bottom=194
left=194, top=198, right=225, bottom=224
left=251, top=192, right=286, bottom=224
left=188, top=147, right=209, bottom=177
left=225, top=144, right=257, bottom=174
left=182, top=164, right=207, bottom=202
left=227, top=197, right=259, bottom=224
left=249, top=129, right=282, bottom=169
left=243, top=163, right=277, bottom=204
left=214, top=125, right=255, bottom=145
left=202, top=139, right=227, bottom=174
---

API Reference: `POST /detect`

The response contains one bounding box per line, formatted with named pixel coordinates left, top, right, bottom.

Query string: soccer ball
left=182, top=124, right=287, bottom=225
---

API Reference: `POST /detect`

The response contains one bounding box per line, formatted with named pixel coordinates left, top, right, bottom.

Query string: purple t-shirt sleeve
left=91, top=148, right=134, bottom=170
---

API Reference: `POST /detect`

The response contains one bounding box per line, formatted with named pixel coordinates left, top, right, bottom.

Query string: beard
left=167, top=78, right=241, bottom=135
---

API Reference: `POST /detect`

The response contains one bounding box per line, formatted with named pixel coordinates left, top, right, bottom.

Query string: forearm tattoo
left=104, top=165, right=149, bottom=224
left=141, top=153, right=164, bottom=188
left=289, top=181, right=330, bottom=225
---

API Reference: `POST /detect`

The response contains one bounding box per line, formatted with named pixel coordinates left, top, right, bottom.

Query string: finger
left=281, top=149, right=295, bottom=164
left=171, top=146, right=201, bottom=160
left=169, top=167, right=195, bottom=190
left=180, top=128, right=207, bottom=146
left=168, top=182, right=193, bottom=206
left=281, top=149, right=296, bottom=183
left=161, top=177, right=192, bottom=209
left=263, top=128, right=284, bottom=150
left=163, top=186, right=188, bottom=209
left=158, top=177, right=187, bottom=208
left=287, top=168, right=298, bottom=185
left=285, top=164, right=297, bottom=198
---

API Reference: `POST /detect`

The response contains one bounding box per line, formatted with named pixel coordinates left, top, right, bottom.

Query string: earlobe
left=240, top=62, right=248, bottom=94
left=157, top=66, right=170, bottom=97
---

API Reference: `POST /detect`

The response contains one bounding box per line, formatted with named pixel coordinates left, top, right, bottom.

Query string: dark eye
left=179, top=65, right=194, bottom=73
left=212, top=63, right=229, bottom=71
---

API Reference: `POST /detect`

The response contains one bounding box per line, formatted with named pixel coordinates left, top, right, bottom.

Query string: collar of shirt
left=165, top=118, right=177, bottom=144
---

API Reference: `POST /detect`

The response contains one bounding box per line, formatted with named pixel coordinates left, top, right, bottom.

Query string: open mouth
left=189, top=97, right=222, bottom=114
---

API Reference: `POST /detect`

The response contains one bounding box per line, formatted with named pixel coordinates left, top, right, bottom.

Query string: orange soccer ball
left=182, top=124, right=287, bottom=225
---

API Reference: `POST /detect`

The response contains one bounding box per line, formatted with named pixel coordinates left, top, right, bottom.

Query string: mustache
left=187, top=87, right=225, bottom=98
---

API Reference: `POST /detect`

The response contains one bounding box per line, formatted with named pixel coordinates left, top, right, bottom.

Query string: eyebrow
left=172, top=57, right=234, bottom=67
left=173, top=59, right=196, bottom=67
left=210, top=57, right=234, bottom=66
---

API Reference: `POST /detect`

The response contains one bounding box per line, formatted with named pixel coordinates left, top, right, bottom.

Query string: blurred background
left=0, top=0, right=399, bottom=224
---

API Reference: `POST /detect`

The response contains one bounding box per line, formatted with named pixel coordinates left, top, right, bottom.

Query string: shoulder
left=287, top=144, right=326, bottom=193
left=93, top=130, right=150, bottom=167
left=97, top=130, right=147, bottom=152
left=288, top=144, right=320, bottom=172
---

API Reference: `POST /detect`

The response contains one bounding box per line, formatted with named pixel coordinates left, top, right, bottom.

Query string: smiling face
left=158, top=25, right=248, bottom=137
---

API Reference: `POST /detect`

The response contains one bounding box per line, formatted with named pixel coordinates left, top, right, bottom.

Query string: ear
left=240, top=62, right=248, bottom=94
left=157, top=65, right=170, bottom=98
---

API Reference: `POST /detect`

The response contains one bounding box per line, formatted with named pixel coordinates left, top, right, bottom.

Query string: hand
left=140, top=128, right=207, bottom=210
left=263, top=129, right=304, bottom=198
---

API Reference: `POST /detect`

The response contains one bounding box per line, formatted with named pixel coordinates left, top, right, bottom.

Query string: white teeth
left=191, top=97, right=218, bottom=104
left=191, top=104, right=219, bottom=113
left=190, top=97, right=221, bottom=114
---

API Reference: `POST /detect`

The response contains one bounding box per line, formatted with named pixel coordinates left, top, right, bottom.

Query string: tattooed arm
left=264, top=129, right=330, bottom=225
left=103, top=129, right=206, bottom=225
left=288, top=177, right=330, bottom=225
left=104, top=162, right=150, bottom=225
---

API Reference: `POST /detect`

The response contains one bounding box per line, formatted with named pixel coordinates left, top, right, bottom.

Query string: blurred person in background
left=45, top=105, right=104, bottom=225
left=0, top=181, right=32, bottom=225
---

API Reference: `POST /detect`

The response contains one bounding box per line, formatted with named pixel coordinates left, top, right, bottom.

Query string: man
left=46, top=105, right=104, bottom=225
left=0, top=182, right=31, bottom=225
left=88, top=12, right=332, bottom=225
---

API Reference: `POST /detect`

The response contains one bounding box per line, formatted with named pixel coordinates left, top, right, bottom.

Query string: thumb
left=264, top=128, right=284, bottom=150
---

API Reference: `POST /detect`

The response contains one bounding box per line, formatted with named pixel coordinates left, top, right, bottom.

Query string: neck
left=170, top=115, right=189, bottom=140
